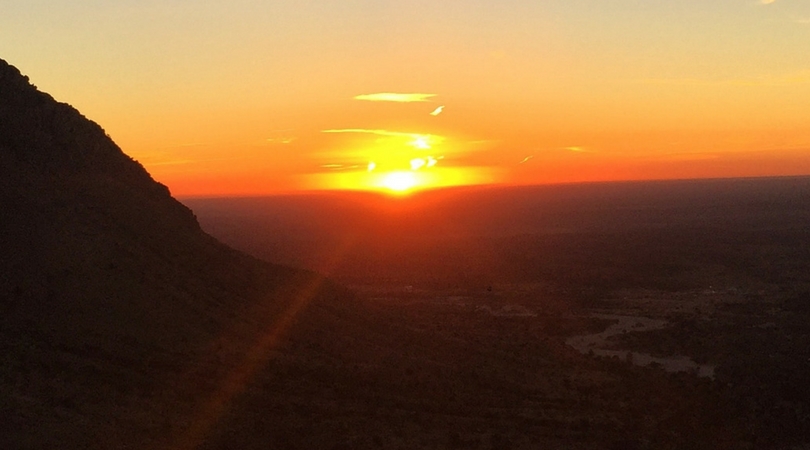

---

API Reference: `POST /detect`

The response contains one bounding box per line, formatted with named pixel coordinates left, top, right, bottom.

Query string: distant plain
left=184, top=176, right=810, bottom=447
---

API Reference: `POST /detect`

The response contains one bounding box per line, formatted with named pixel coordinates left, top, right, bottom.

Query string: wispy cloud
left=322, top=128, right=429, bottom=138
left=320, top=163, right=363, bottom=171
left=565, top=146, right=595, bottom=153
left=354, top=93, right=436, bottom=103
left=760, top=0, right=776, bottom=5
left=322, top=128, right=443, bottom=150
left=265, top=137, right=295, bottom=144
left=430, top=105, right=445, bottom=116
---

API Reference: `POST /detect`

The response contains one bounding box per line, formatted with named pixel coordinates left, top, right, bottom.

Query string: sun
left=305, top=128, right=498, bottom=193
left=379, top=171, right=419, bottom=193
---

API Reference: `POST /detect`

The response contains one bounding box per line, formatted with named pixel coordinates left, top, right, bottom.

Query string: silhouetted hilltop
left=0, top=58, right=196, bottom=225
left=0, top=58, right=347, bottom=448
left=1, top=59, right=142, bottom=174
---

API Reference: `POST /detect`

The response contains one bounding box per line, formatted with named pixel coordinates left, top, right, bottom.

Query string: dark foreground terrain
left=185, top=176, right=810, bottom=448
left=3, top=56, right=810, bottom=449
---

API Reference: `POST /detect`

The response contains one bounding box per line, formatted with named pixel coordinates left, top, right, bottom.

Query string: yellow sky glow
left=1, top=1, right=808, bottom=196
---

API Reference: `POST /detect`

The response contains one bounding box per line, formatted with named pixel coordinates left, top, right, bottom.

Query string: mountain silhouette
left=0, top=58, right=354, bottom=449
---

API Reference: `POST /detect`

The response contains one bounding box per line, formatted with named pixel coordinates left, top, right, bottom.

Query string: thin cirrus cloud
left=354, top=93, right=436, bottom=103
left=319, top=129, right=447, bottom=155
left=265, top=137, right=295, bottom=144
left=322, top=128, right=435, bottom=139
left=562, top=146, right=596, bottom=153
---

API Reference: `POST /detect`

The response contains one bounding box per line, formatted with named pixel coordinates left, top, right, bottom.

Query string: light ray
left=167, top=239, right=358, bottom=450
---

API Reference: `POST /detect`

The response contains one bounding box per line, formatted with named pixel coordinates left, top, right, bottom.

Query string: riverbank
left=566, top=313, right=716, bottom=378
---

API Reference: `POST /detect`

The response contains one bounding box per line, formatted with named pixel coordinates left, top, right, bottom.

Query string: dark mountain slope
left=0, top=58, right=354, bottom=448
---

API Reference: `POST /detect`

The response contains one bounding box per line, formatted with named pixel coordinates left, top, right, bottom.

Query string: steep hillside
left=0, top=58, right=350, bottom=449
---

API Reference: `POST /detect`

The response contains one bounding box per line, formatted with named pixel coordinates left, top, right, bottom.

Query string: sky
left=2, top=0, right=809, bottom=196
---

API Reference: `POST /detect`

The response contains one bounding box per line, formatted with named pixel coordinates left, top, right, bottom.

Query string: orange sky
left=2, top=1, right=809, bottom=196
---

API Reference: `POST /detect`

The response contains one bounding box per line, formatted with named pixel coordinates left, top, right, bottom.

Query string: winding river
left=565, top=314, right=715, bottom=379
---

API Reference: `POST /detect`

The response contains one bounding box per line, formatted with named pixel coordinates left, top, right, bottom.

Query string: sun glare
left=307, top=121, right=498, bottom=195
left=304, top=165, right=496, bottom=194
left=379, top=171, right=419, bottom=193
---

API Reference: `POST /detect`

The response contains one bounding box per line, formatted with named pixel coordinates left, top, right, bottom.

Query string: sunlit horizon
left=3, top=1, right=809, bottom=197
